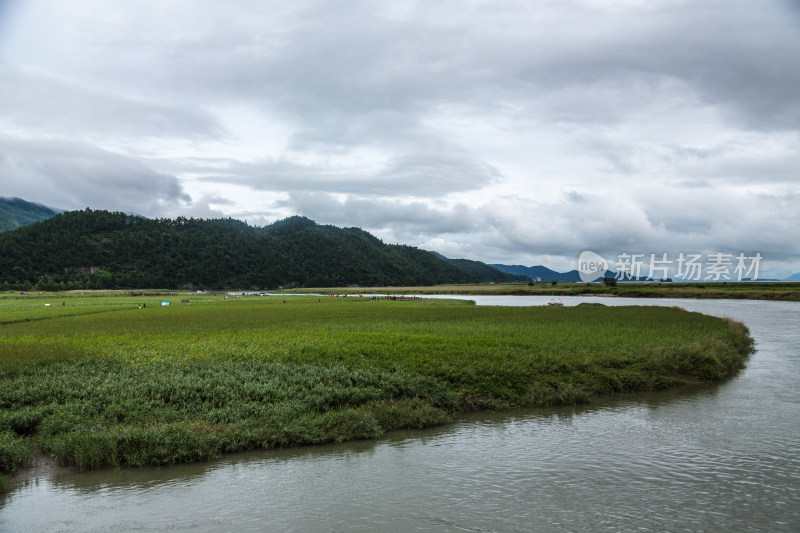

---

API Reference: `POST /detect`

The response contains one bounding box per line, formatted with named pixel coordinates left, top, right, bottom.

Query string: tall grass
left=0, top=294, right=753, bottom=485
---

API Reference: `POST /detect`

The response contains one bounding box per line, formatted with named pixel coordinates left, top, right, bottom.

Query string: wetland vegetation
left=0, top=292, right=754, bottom=490
left=277, top=281, right=800, bottom=301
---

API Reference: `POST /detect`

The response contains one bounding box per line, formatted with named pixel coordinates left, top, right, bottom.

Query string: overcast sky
left=1, top=0, right=798, bottom=277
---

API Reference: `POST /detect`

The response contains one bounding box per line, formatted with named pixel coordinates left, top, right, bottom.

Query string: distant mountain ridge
left=4, top=198, right=795, bottom=286
left=489, top=264, right=567, bottom=281
left=0, top=197, right=60, bottom=232
left=428, top=253, right=529, bottom=283
left=489, top=263, right=620, bottom=282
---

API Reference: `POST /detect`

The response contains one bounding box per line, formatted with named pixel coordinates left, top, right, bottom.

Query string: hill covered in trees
left=0, top=210, right=475, bottom=290
left=428, top=252, right=529, bottom=283
left=0, top=197, right=59, bottom=233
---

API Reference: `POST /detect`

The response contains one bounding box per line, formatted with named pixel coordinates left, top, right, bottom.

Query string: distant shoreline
left=3, top=280, right=799, bottom=302
left=272, top=281, right=800, bottom=301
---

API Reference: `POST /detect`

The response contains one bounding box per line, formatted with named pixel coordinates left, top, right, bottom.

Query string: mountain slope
left=0, top=197, right=60, bottom=232
left=0, top=211, right=475, bottom=290
left=489, top=264, right=568, bottom=281
left=263, top=217, right=475, bottom=287
left=491, top=263, right=642, bottom=282
left=430, top=252, right=529, bottom=283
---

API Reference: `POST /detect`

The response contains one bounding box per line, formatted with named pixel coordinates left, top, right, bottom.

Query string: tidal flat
left=0, top=293, right=753, bottom=489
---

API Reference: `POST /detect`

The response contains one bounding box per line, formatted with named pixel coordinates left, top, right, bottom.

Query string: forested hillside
left=0, top=197, right=59, bottom=232
left=0, top=210, right=475, bottom=290
left=428, top=252, right=529, bottom=283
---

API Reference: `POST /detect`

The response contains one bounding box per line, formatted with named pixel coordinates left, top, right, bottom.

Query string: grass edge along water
left=0, top=294, right=754, bottom=489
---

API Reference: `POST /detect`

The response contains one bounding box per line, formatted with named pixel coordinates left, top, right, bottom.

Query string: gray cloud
left=172, top=152, right=502, bottom=198
left=0, top=63, right=226, bottom=143
left=281, top=192, right=479, bottom=236
left=479, top=189, right=800, bottom=269
left=278, top=187, right=800, bottom=274
left=1, top=0, right=798, bottom=277
left=162, top=194, right=231, bottom=220
left=0, top=135, right=190, bottom=216
left=81, top=0, right=797, bottom=137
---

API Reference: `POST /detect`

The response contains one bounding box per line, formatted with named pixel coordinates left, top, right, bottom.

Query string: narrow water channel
left=1, top=297, right=798, bottom=532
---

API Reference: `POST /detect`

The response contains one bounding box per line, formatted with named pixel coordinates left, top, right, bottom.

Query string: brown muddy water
left=1, top=297, right=798, bottom=532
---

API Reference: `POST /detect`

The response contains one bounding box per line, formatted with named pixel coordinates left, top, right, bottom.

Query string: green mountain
left=429, top=252, right=529, bottom=283
left=0, top=210, right=475, bottom=290
left=490, top=263, right=625, bottom=282
left=0, top=197, right=60, bottom=232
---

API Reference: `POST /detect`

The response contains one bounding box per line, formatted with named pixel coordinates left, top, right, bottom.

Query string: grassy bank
left=0, top=294, right=754, bottom=487
left=275, top=281, right=800, bottom=301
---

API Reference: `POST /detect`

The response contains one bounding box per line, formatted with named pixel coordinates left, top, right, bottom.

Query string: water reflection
left=8, top=383, right=727, bottom=497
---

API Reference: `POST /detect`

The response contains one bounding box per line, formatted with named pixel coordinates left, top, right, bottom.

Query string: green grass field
left=0, top=293, right=753, bottom=488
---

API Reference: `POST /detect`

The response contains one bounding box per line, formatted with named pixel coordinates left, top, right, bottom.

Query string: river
left=1, top=297, right=798, bottom=532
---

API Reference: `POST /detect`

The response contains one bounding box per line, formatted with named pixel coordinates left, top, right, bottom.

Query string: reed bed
left=0, top=294, right=753, bottom=484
